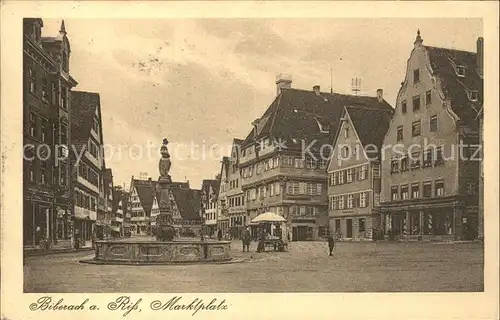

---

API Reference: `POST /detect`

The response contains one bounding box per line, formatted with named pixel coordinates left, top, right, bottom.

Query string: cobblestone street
left=24, top=241, right=483, bottom=293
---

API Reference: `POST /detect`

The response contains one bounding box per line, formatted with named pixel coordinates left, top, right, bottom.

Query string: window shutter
left=365, top=192, right=370, bottom=207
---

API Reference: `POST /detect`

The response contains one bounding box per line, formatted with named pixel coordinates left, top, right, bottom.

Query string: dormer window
left=315, top=117, right=330, bottom=133
left=456, top=65, right=466, bottom=77
left=469, top=91, right=479, bottom=102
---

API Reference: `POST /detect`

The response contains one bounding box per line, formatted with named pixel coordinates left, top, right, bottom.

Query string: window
left=412, top=95, right=421, bottom=111
left=391, top=186, right=399, bottom=201
left=40, top=118, right=47, bottom=142
left=360, top=192, right=367, bottom=207
left=435, top=181, right=444, bottom=196
left=29, top=112, right=37, bottom=137
left=401, top=156, right=409, bottom=172
left=435, top=146, right=444, bottom=166
left=306, top=157, right=317, bottom=169
left=413, top=69, right=420, bottom=83
left=426, top=90, right=432, bottom=105
left=456, top=66, right=466, bottom=77
left=401, top=185, right=409, bottom=200
left=294, top=158, right=304, bottom=168
left=359, top=165, right=367, bottom=180
left=372, top=164, right=380, bottom=179
left=27, top=160, right=35, bottom=182
left=90, top=117, right=98, bottom=133
left=89, top=141, right=99, bottom=158
left=338, top=170, right=345, bottom=184
left=59, top=165, right=67, bottom=186
left=319, top=159, right=327, bottom=169
left=344, top=127, right=349, bottom=138
left=430, top=115, right=438, bottom=132
left=423, top=182, right=432, bottom=198
left=338, top=196, right=344, bottom=209
left=467, top=183, right=477, bottom=195
left=390, top=159, right=399, bottom=174
left=410, top=152, right=421, bottom=169
left=335, top=219, right=341, bottom=232
left=346, top=168, right=353, bottom=183
left=412, top=120, right=421, bottom=137
left=423, top=149, right=433, bottom=167
left=330, top=172, right=337, bottom=186
left=41, top=79, right=48, bottom=101
left=359, top=218, right=365, bottom=232
left=40, top=160, right=48, bottom=185
left=401, top=100, right=407, bottom=113
left=397, top=126, right=404, bottom=141
left=28, top=69, right=36, bottom=94
left=61, top=86, right=67, bottom=109
left=469, top=91, right=479, bottom=101
left=341, top=146, right=349, bottom=158
left=411, top=183, right=420, bottom=199
left=300, top=206, right=306, bottom=216
left=347, top=194, right=354, bottom=208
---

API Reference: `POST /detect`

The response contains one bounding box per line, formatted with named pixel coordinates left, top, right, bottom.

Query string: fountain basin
left=82, top=240, right=233, bottom=265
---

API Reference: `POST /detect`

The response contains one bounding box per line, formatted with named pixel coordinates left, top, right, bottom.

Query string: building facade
left=327, top=101, right=394, bottom=241
left=201, top=179, right=220, bottom=237
left=169, top=188, right=203, bottom=237
left=219, top=139, right=247, bottom=239
left=240, top=76, right=384, bottom=241
left=70, top=91, right=105, bottom=243
left=380, top=31, right=483, bottom=241
left=23, top=18, right=78, bottom=248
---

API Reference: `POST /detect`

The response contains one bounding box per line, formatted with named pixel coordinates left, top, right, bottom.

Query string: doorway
left=292, top=226, right=308, bottom=241
left=346, top=219, right=353, bottom=238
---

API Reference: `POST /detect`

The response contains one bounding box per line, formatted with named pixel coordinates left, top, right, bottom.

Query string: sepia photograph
left=21, top=17, right=485, bottom=293
left=1, top=1, right=499, bottom=320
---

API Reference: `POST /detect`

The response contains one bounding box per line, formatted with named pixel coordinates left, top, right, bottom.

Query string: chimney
left=276, top=73, right=292, bottom=95
left=313, top=85, right=321, bottom=96
left=376, top=89, right=384, bottom=102
left=477, top=37, right=484, bottom=77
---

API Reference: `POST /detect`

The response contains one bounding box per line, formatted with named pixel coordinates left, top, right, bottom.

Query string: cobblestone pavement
left=23, top=241, right=483, bottom=292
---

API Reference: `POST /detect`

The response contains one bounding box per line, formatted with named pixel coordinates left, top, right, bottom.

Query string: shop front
left=291, top=218, right=315, bottom=241
left=381, top=197, right=475, bottom=241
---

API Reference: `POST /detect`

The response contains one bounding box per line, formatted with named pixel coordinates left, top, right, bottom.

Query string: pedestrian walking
left=217, top=229, right=222, bottom=241
left=242, top=227, right=251, bottom=252
left=257, top=228, right=266, bottom=252
left=327, top=234, right=335, bottom=256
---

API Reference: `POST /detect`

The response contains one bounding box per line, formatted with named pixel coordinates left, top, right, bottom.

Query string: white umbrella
left=251, top=212, right=286, bottom=223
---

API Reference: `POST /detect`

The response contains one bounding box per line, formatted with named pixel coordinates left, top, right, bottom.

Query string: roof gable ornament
left=414, top=29, right=423, bottom=48
left=59, top=20, right=67, bottom=36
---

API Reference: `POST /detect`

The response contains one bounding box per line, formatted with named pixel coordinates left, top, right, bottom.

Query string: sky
left=41, top=18, right=482, bottom=190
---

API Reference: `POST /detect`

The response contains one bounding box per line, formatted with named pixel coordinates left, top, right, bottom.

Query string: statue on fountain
left=155, top=138, right=176, bottom=242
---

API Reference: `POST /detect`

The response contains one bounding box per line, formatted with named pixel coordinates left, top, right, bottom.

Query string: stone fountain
left=81, top=139, right=234, bottom=265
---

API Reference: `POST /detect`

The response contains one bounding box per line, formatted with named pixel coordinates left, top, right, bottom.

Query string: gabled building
left=327, top=102, right=394, bottom=241
left=128, top=177, right=158, bottom=235
left=169, top=188, right=203, bottom=236
left=201, top=179, right=219, bottom=237
left=218, top=139, right=246, bottom=239
left=380, top=31, right=483, bottom=241
left=240, top=75, right=389, bottom=241
left=128, top=177, right=190, bottom=235
left=112, top=186, right=128, bottom=236
left=70, top=91, right=105, bottom=243
left=23, top=18, right=78, bottom=248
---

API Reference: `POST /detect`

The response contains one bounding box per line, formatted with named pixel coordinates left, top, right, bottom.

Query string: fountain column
left=155, top=138, right=176, bottom=241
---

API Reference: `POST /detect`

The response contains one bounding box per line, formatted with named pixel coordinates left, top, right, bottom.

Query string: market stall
left=251, top=212, right=289, bottom=252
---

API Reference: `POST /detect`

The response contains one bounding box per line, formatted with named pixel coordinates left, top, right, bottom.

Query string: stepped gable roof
left=425, top=46, right=483, bottom=129
left=70, top=91, right=101, bottom=153
left=242, top=88, right=393, bottom=152
left=171, top=188, right=202, bottom=221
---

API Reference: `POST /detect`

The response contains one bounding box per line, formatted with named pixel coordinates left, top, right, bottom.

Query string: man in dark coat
left=217, top=229, right=223, bottom=241
left=242, top=227, right=251, bottom=252
left=327, top=234, right=335, bottom=256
